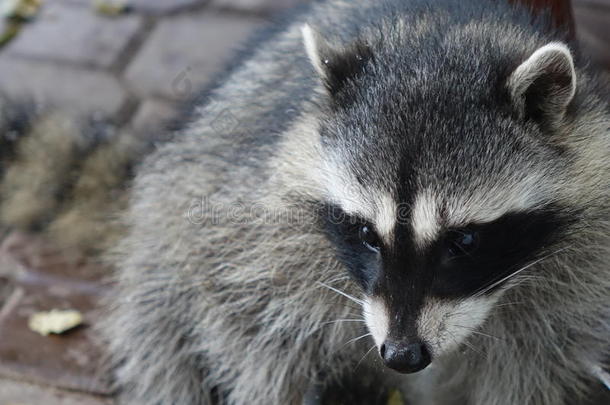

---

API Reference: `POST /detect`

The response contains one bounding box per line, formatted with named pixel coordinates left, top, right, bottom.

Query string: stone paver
left=125, top=12, right=263, bottom=100
left=128, top=0, right=209, bottom=14
left=0, top=59, right=128, bottom=117
left=0, top=286, right=110, bottom=395
left=5, top=2, right=144, bottom=69
left=0, top=233, right=111, bottom=396
left=0, top=232, right=110, bottom=286
left=212, top=0, right=305, bottom=14
left=0, top=379, right=113, bottom=405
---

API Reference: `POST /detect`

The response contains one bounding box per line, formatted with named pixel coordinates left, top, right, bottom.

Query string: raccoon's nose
left=380, top=340, right=431, bottom=374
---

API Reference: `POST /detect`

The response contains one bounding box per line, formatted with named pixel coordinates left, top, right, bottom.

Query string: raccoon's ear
left=507, top=42, right=576, bottom=128
left=301, top=24, right=372, bottom=94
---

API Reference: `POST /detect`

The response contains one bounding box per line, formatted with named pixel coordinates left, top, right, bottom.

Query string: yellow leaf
left=387, top=389, right=405, bottom=405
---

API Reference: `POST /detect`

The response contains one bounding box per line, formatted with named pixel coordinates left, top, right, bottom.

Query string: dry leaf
left=28, top=309, right=83, bottom=336
left=387, top=389, right=406, bottom=405
left=93, top=0, right=130, bottom=16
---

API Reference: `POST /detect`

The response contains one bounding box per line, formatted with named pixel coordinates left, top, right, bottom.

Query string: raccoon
left=103, top=0, right=610, bottom=404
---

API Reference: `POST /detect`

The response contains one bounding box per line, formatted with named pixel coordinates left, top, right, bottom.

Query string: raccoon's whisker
left=444, top=327, right=487, bottom=358
left=343, top=332, right=372, bottom=347
left=492, top=301, right=525, bottom=308
left=342, top=303, right=367, bottom=315
left=459, top=337, right=487, bottom=359
left=354, top=344, right=377, bottom=371
left=322, top=275, right=352, bottom=286
left=473, top=248, right=567, bottom=298
left=322, top=318, right=366, bottom=326
left=342, top=302, right=365, bottom=312
left=361, top=309, right=372, bottom=318
left=466, top=342, right=486, bottom=358
left=449, top=324, right=502, bottom=341
left=316, top=282, right=364, bottom=306
left=511, top=275, right=573, bottom=289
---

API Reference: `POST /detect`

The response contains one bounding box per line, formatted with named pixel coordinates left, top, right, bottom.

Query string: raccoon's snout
left=380, top=339, right=432, bottom=374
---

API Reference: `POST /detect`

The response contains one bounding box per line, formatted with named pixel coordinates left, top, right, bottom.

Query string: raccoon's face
left=303, top=26, right=576, bottom=373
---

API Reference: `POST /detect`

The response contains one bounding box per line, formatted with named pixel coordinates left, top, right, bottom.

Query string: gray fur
left=102, top=0, right=609, bottom=404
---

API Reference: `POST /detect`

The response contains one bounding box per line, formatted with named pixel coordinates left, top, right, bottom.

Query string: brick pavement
left=0, top=0, right=607, bottom=403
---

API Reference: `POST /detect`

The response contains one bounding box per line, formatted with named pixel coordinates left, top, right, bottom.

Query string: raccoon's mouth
left=378, top=340, right=432, bottom=374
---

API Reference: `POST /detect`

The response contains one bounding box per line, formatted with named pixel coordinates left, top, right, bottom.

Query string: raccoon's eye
left=359, top=225, right=381, bottom=252
left=447, top=230, right=479, bottom=257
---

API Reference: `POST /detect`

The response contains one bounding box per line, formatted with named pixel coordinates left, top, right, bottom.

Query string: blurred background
left=0, top=0, right=606, bottom=403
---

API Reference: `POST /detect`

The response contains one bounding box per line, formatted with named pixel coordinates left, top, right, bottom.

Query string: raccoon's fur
left=0, top=101, right=148, bottom=255
left=103, top=0, right=610, bottom=404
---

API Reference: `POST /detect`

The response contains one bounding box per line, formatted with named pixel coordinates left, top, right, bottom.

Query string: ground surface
left=0, top=0, right=607, bottom=403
